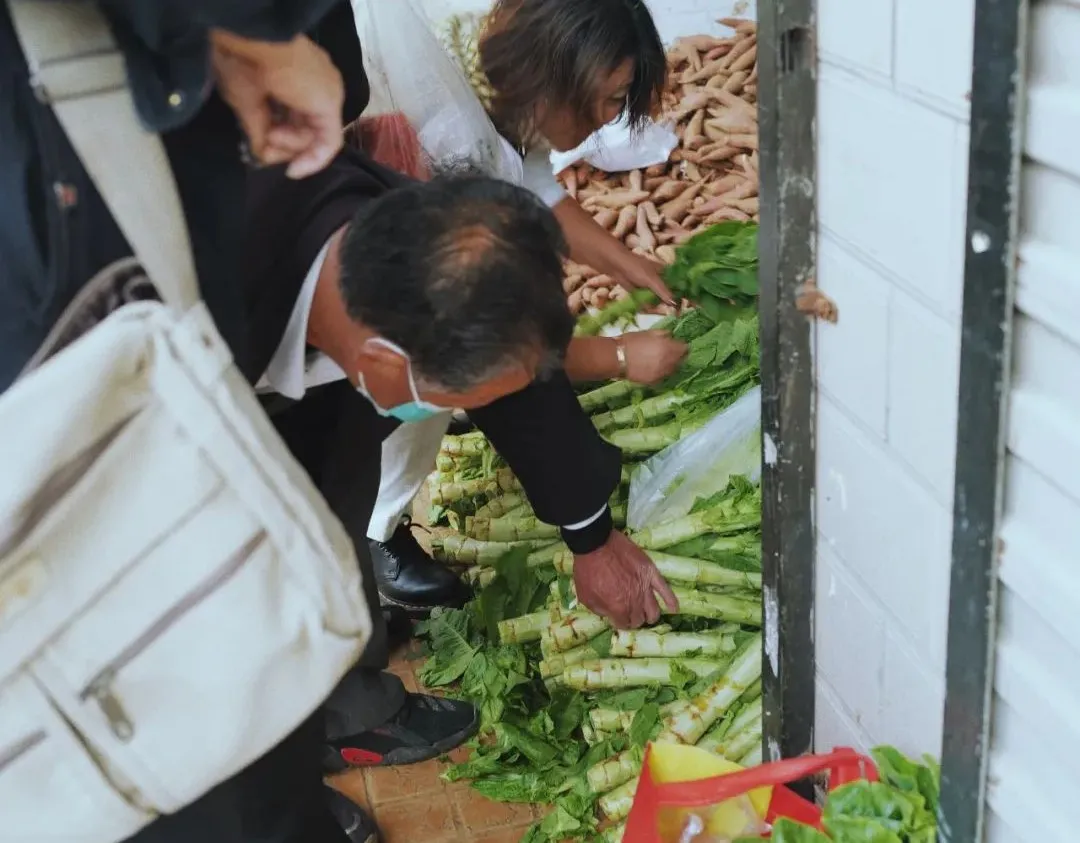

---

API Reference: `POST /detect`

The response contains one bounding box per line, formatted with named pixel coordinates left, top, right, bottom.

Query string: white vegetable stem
left=560, top=658, right=724, bottom=690
left=657, top=635, right=763, bottom=745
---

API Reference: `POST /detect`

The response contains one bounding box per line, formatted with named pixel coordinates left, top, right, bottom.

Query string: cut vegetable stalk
left=657, top=634, right=762, bottom=745
left=430, top=535, right=550, bottom=565
left=609, top=629, right=737, bottom=658
left=599, top=777, right=639, bottom=821
left=576, top=289, right=657, bottom=336
left=589, top=700, right=691, bottom=735
left=561, top=657, right=726, bottom=690
left=439, top=434, right=488, bottom=458
left=600, top=823, right=626, bottom=843
left=538, top=635, right=607, bottom=678
left=468, top=512, right=560, bottom=543
left=496, top=611, right=551, bottom=645
left=697, top=696, right=763, bottom=757
left=473, top=492, right=528, bottom=519
left=579, top=380, right=636, bottom=415
left=550, top=609, right=611, bottom=652
left=669, top=586, right=761, bottom=625
left=587, top=748, right=644, bottom=794
left=552, top=549, right=762, bottom=591
left=632, top=498, right=761, bottom=551
left=430, top=468, right=520, bottom=506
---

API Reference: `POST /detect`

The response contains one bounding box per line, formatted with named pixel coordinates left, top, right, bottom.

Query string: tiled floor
left=326, top=648, right=540, bottom=843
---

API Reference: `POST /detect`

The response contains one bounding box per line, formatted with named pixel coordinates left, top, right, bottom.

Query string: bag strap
left=643, top=747, right=878, bottom=808
left=7, top=0, right=200, bottom=311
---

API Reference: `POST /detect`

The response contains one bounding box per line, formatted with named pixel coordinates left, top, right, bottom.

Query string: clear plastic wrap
left=628, top=387, right=762, bottom=532
left=349, top=0, right=523, bottom=183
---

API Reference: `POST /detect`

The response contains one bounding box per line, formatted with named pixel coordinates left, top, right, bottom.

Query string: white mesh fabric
left=350, top=0, right=524, bottom=185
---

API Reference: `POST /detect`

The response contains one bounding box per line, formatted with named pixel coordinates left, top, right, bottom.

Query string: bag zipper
left=79, top=530, right=268, bottom=741
left=0, top=731, right=46, bottom=774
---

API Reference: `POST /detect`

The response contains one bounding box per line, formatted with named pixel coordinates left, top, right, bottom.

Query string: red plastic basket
left=623, top=747, right=878, bottom=842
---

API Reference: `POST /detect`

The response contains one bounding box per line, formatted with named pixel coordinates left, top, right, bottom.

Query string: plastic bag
left=625, top=746, right=879, bottom=843
left=628, top=387, right=762, bottom=532
left=350, top=0, right=523, bottom=184
left=549, top=115, right=678, bottom=175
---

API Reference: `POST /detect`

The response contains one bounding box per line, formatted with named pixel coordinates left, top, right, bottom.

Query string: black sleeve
left=98, top=0, right=344, bottom=132
left=468, top=371, right=621, bottom=553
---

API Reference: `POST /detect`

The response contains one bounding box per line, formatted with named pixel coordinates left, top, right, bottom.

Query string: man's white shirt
left=255, top=161, right=602, bottom=532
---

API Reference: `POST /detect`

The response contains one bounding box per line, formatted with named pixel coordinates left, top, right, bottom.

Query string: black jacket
left=244, top=145, right=621, bottom=550
left=0, top=0, right=342, bottom=392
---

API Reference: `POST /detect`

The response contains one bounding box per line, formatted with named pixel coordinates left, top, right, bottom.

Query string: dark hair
left=480, top=0, right=667, bottom=143
left=338, top=174, right=573, bottom=392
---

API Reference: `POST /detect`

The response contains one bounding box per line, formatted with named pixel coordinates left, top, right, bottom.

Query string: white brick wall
left=813, top=2, right=974, bottom=757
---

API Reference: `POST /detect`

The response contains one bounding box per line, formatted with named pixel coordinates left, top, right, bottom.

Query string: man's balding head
left=338, top=175, right=573, bottom=392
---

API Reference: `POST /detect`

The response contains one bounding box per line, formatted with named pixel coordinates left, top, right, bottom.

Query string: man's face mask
left=356, top=338, right=444, bottom=423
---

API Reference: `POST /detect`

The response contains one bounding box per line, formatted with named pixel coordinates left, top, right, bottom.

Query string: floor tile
left=452, top=789, right=537, bottom=831
left=376, top=791, right=459, bottom=843
left=366, top=758, right=448, bottom=806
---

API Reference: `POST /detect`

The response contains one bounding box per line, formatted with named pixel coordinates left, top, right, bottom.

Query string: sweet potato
left=612, top=205, right=638, bottom=240
left=636, top=206, right=658, bottom=252
left=641, top=201, right=662, bottom=229
left=730, top=45, right=757, bottom=74
left=583, top=190, right=651, bottom=210
left=722, top=70, right=749, bottom=94
left=684, top=109, right=707, bottom=149
left=720, top=36, right=756, bottom=71
left=660, top=181, right=705, bottom=222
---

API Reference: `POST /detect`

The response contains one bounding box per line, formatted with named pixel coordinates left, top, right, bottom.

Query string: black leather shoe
left=370, top=523, right=472, bottom=617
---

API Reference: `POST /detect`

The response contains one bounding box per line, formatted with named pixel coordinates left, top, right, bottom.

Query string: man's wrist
left=561, top=506, right=613, bottom=554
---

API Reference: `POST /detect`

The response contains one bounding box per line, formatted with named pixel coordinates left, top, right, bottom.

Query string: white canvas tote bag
left=0, top=4, right=372, bottom=842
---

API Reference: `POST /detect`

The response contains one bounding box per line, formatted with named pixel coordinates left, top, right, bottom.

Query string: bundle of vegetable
left=768, top=747, right=941, bottom=842
left=415, top=543, right=765, bottom=843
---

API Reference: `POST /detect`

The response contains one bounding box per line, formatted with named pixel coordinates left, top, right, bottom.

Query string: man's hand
left=573, top=531, right=679, bottom=629
left=623, top=330, right=688, bottom=385
left=210, top=32, right=344, bottom=179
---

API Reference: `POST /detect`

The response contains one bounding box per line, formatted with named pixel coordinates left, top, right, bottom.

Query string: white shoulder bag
left=0, top=4, right=372, bottom=842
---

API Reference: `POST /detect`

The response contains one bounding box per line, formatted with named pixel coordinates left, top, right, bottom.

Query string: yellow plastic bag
left=644, top=743, right=771, bottom=842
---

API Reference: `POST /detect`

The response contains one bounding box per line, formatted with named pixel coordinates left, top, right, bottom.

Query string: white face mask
left=355, top=338, right=444, bottom=423
left=356, top=338, right=444, bottom=425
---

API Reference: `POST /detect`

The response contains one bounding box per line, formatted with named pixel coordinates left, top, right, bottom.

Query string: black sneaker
left=370, top=523, right=472, bottom=617
left=325, top=787, right=380, bottom=843
left=325, top=693, right=479, bottom=772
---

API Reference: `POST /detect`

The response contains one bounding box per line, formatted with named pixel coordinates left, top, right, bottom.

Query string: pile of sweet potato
left=562, top=19, right=759, bottom=315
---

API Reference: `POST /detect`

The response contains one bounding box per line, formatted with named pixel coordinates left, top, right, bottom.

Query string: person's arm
left=565, top=332, right=688, bottom=385
left=466, top=370, right=680, bottom=628
left=466, top=370, right=621, bottom=553
left=519, top=148, right=675, bottom=303
left=552, top=197, right=675, bottom=303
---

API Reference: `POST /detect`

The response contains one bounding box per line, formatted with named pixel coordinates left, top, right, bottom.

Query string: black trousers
left=129, top=383, right=406, bottom=843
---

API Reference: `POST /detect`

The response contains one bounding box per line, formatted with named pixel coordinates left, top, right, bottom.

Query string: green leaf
left=764, top=818, right=832, bottom=843
left=548, top=689, right=588, bottom=741
left=415, top=608, right=477, bottom=686
left=629, top=702, right=660, bottom=747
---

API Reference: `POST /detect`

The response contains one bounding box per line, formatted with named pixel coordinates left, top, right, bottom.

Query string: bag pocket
left=0, top=673, right=152, bottom=843
left=31, top=488, right=363, bottom=813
